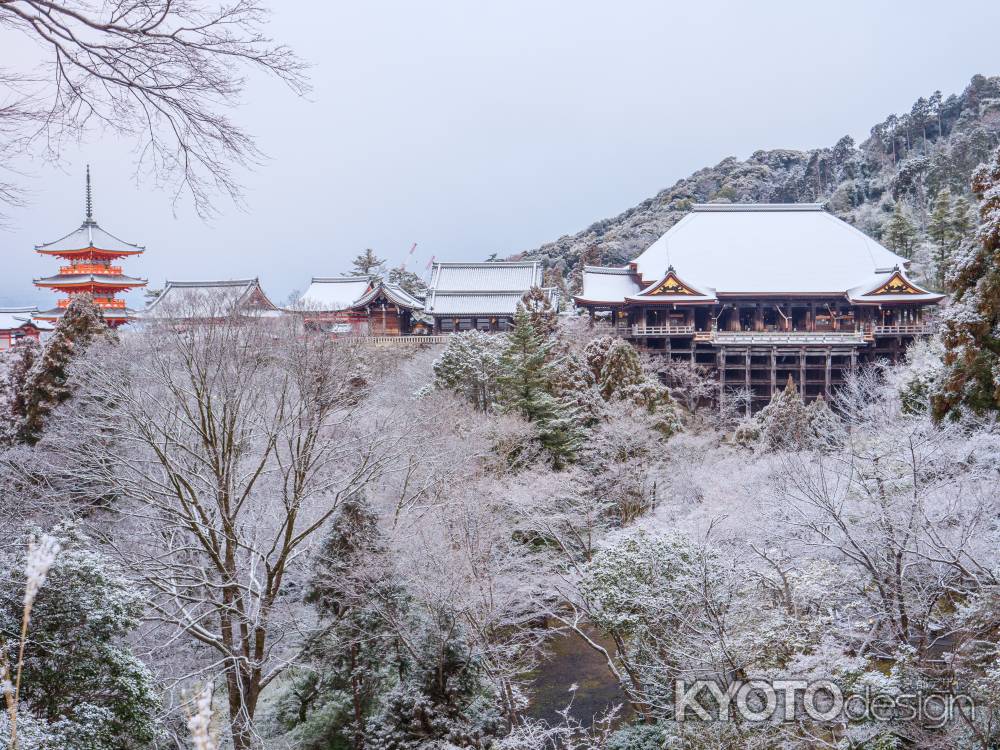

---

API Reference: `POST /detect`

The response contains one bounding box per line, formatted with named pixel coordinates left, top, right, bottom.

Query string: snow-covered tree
left=500, top=307, right=582, bottom=468
left=18, top=296, right=112, bottom=444
left=933, top=145, right=1000, bottom=420
left=386, top=266, right=428, bottom=297
left=433, top=330, right=506, bottom=412
left=928, top=187, right=954, bottom=288
left=0, top=338, right=41, bottom=443
left=351, top=248, right=386, bottom=277
left=884, top=202, right=918, bottom=257
left=271, top=492, right=407, bottom=750
left=52, top=317, right=404, bottom=750
left=0, top=525, right=159, bottom=749
left=520, top=286, right=558, bottom=334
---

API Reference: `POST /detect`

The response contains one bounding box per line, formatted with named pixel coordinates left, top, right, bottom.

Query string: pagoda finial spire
left=85, top=164, right=93, bottom=224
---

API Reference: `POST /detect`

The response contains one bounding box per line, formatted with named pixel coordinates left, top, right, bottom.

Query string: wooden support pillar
left=745, top=348, right=751, bottom=393
left=799, top=347, right=806, bottom=392
left=718, top=346, right=727, bottom=408
left=850, top=347, right=857, bottom=373
left=770, top=347, right=777, bottom=400
left=824, top=350, right=832, bottom=400
left=754, top=304, right=763, bottom=332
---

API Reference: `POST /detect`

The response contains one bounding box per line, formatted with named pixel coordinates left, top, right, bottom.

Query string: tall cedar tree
left=928, top=188, right=953, bottom=289
left=499, top=307, right=581, bottom=468
left=884, top=203, right=917, bottom=258
left=19, top=297, right=112, bottom=444
left=933, top=146, right=1000, bottom=419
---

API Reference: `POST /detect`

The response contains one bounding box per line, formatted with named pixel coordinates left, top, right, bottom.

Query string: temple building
left=34, top=167, right=146, bottom=326
left=575, top=203, right=943, bottom=407
left=141, top=279, right=280, bottom=320
left=0, top=308, right=52, bottom=351
left=424, top=261, right=558, bottom=332
left=297, top=277, right=427, bottom=335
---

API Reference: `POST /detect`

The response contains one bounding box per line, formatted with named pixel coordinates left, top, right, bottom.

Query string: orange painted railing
left=60, top=264, right=122, bottom=275
left=57, top=297, right=127, bottom=309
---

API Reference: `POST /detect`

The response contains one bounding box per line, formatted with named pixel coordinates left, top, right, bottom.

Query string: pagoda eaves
left=34, top=167, right=146, bottom=326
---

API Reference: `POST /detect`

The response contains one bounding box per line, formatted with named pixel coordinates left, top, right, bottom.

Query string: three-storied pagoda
left=575, top=203, right=944, bottom=408
left=34, top=167, right=147, bottom=326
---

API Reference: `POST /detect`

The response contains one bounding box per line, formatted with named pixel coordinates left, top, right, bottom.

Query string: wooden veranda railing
left=334, top=334, right=452, bottom=345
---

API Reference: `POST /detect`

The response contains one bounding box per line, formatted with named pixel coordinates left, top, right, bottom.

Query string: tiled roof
left=142, top=279, right=279, bottom=317
left=429, top=261, right=542, bottom=292
left=629, top=203, right=909, bottom=295
left=36, top=221, right=144, bottom=255
left=34, top=273, right=146, bottom=286
left=579, top=266, right=641, bottom=303
left=425, top=261, right=546, bottom=316
left=0, top=307, right=43, bottom=331
left=298, top=277, right=373, bottom=311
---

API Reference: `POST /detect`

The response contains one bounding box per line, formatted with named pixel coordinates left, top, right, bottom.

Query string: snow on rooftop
left=580, top=267, right=641, bottom=302
left=0, top=307, right=41, bottom=331
left=630, top=203, right=908, bottom=294
left=429, top=262, right=542, bottom=292
left=36, top=221, right=144, bottom=255
left=143, top=279, right=277, bottom=317
left=298, top=277, right=373, bottom=311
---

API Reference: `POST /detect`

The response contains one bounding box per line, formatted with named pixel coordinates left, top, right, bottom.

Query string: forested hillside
left=523, top=74, right=1000, bottom=292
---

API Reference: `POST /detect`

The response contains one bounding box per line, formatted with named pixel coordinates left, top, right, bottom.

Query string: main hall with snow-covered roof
left=575, top=203, right=943, bottom=406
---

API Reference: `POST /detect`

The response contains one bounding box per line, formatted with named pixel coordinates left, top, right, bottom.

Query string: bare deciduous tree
left=51, top=313, right=403, bottom=749
left=0, top=0, right=307, bottom=216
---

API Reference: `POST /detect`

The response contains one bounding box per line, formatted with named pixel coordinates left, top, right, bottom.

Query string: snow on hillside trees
left=733, top=376, right=845, bottom=451
left=934, top=144, right=1000, bottom=419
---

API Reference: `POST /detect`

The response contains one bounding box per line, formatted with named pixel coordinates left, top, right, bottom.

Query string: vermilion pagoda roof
left=35, top=306, right=132, bottom=322
left=34, top=272, right=147, bottom=288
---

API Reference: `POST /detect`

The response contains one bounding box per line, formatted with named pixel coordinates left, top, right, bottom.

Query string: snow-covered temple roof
left=142, top=279, right=280, bottom=318
left=630, top=203, right=908, bottom=295
left=425, top=261, right=551, bottom=316
left=297, top=277, right=424, bottom=312
left=353, top=282, right=424, bottom=310
left=579, top=266, right=641, bottom=303
left=429, top=261, right=543, bottom=292
left=299, top=277, right=374, bottom=311
left=0, top=307, right=51, bottom=331
left=579, top=203, right=942, bottom=304
left=34, top=272, right=147, bottom=287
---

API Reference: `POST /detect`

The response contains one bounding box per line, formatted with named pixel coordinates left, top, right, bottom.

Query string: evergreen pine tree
left=0, top=338, right=41, bottom=443
left=19, top=296, right=113, bottom=444
left=928, top=188, right=953, bottom=289
left=0, top=526, right=160, bottom=749
left=499, top=306, right=582, bottom=468
left=386, top=266, right=428, bottom=297
left=933, top=146, right=1000, bottom=419
left=275, top=492, right=407, bottom=750
left=519, top=285, right=557, bottom=335
left=951, top=195, right=974, bottom=245
left=884, top=203, right=918, bottom=258
left=750, top=376, right=812, bottom=451
left=350, top=248, right=386, bottom=277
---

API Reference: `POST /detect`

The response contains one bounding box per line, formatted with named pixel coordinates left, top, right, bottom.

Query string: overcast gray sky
left=2, top=0, right=999, bottom=308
